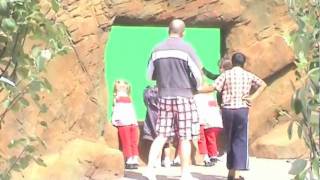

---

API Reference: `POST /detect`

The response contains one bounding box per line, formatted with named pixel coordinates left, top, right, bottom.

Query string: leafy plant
left=286, top=0, right=320, bottom=179
left=0, top=0, right=69, bottom=178
left=0, top=136, right=47, bottom=180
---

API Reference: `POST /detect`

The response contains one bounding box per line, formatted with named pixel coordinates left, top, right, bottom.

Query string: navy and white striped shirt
left=147, top=37, right=203, bottom=98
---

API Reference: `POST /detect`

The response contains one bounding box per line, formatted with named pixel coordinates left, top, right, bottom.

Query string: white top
left=194, top=93, right=223, bottom=129
left=111, top=96, right=138, bottom=126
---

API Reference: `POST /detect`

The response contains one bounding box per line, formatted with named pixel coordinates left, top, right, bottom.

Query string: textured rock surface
left=251, top=122, right=308, bottom=159
left=0, top=2, right=306, bottom=178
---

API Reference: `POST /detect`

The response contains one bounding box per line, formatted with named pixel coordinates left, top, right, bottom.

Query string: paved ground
left=123, top=156, right=295, bottom=180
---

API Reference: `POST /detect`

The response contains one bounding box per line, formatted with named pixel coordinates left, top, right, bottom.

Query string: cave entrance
left=104, top=26, right=221, bottom=120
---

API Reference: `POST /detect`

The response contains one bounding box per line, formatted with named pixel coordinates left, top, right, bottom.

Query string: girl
left=111, top=79, right=139, bottom=169
left=195, top=90, right=223, bottom=167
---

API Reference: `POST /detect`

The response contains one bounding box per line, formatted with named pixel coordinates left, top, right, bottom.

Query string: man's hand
left=197, top=84, right=215, bottom=93
left=242, top=81, right=267, bottom=107
left=242, top=95, right=253, bottom=106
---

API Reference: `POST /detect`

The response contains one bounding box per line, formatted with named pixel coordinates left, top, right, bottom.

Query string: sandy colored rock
left=248, top=68, right=301, bottom=144
left=251, top=122, right=308, bottom=159
left=103, top=121, right=120, bottom=149
left=12, top=138, right=124, bottom=180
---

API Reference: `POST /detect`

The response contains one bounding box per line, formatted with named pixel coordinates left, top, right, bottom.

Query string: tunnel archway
left=104, top=25, right=221, bottom=120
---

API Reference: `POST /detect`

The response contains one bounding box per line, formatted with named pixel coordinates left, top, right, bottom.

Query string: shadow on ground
left=124, top=171, right=227, bottom=180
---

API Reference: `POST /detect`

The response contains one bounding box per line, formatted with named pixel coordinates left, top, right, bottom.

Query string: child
left=111, top=79, right=139, bottom=169
left=195, top=89, right=223, bottom=167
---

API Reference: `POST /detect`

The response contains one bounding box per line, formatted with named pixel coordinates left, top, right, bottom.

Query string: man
left=199, top=52, right=267, bottom=180
left=143, top=19, right=203, bottom=180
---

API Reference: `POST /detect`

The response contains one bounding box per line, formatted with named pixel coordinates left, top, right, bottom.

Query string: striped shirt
left=147, top=37, right=203, bottom=98
left=214, top=67, right=264, bottom=109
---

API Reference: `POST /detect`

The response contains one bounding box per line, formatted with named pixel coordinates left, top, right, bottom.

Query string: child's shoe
left=125, top=157, right=138, bottom=169
left=125, top=163, right=136, bottom=169
left=131, top=155, right=139, bottom=169
left=203, top=154, right=214, bottom=167
left=204, top=160, right=215, bottom=167
left=210, top=157, right=219, bottom=163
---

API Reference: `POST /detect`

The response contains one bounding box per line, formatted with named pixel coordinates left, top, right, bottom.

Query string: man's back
left=147, top=37, right=202, bottom=97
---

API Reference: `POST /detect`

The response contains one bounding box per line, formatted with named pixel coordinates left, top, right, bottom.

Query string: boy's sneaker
left=142, top=170, right=156, bottom=180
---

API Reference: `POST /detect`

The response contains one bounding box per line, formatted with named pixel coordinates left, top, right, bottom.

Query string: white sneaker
left=131, top=156, right=139, bottom=165
left=142, top=169, right=157, bottom=180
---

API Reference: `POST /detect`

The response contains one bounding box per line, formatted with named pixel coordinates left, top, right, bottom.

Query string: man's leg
left=161, top=143, right=171, bottom=167
left=147, top=136, right=168, bottom=168
left=232, top=108, right=249, bottom=179
left=144, top=97, right=174, bottom=179
left=179, top=139, right=192, bottom=176
left=143, top=136, right=168, bottom=180
left=172, top=138, right=181, bottom=166
left=176, top=97, right=199, bottom=179
left=222, top=108, right=236, bottom=179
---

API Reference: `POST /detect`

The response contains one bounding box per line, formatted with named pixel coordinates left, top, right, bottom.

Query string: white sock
left=204, top=154, right=210, bottom=162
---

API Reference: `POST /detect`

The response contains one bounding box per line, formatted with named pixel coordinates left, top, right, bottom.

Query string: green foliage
left=286, top=0, right=320, bottom=179
left=0, top=0, right=69, bottom=178
left=0, top=0, right=69, bottom=124
left=0, top=136, right=47, bottom=179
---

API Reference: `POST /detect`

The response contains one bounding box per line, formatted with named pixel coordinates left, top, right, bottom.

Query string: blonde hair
left=112, top=79, right=131, bottom=106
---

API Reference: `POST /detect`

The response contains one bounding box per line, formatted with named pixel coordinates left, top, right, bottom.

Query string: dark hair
left=231, top=52, right=246, bottom=67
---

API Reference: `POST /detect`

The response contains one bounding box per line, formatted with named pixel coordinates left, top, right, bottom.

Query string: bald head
left=169, top=19, right=185, bottom=37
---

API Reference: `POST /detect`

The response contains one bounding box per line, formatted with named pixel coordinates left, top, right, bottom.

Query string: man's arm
left=146, top=53, right=155, bottom=80
left=197, top=84, right=215, bottom=93
left=197, top=71, right=226, bottom=93
left=202, top=67, right=219, bottom=80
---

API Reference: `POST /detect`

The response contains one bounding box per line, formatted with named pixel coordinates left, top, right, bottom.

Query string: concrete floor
left=123, top=155, right=295, bottom=180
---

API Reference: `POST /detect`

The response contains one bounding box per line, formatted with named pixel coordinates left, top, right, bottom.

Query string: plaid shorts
left=156, top=97, right=200, bottom=140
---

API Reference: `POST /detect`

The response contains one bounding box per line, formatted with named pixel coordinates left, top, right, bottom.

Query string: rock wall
left=0, top=1, right=307, bottom=177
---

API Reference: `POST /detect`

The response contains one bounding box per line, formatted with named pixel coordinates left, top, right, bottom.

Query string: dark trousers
left=221, top=108, right=249, bottom=170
